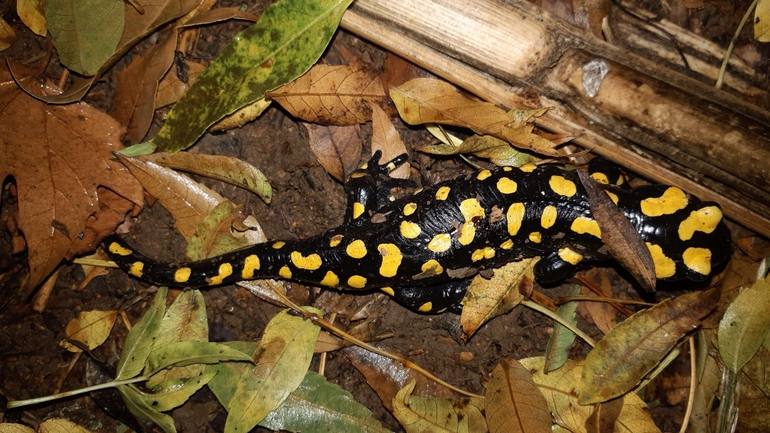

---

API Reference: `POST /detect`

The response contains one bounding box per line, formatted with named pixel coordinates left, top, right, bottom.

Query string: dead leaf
left=578, top=288, right=720, bottom=404
left=418, top=134, right=540, bottom=167
left=381, top=53, right=432, bottom=90
left=156, top=61, right=207, bottom=109
left=368, top=102, right=409, bottom=179
left=302, top=123, right=362, bottom=181
left=390, top=78, right=559, bottom=156
left=392, top=380, right=487, bottom=433
left=111, top=29, right=178, bottom=144
left=0, top=67, right=143, bottom=289
left=60, top=310, right=118, bottom=352
left=211, top=99, right=272, bottom=130
left=485, top=359, right=552, bottom=432
left=756, top=0, right=770, bottom=42
left=0, top=18, right=16, bottom=51
left=578, top=268, right=618, bottom=335
left=269, top=64, right=387, bottom=125
left=17, top=0, right=46, bottom=36
left=115, top=155, right=224, bottom=240
left=461, top=259, right=535, bottom=340
left=578, top=170, right=656, bottom=292
left=181, top=7, right=260, bottom=26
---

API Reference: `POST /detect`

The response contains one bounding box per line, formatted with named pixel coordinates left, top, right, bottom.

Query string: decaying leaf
left=737, top=345, right=770, bottom=432
left=115, top=155, right=224, bottom=240
left=60, top=310, right=118, bottom=353
left=141, top=151, right=272, bottom=203
left=756, top=0, right=770, bottom=42
left=368, top=102, right=409, bottom=179
left=578, top=268, right=618, bottom=335
left=544, top=285, right=580, bottom=373
left=269, top=64, right=387, bottom=125
left=211, top=99, right=272, bottom=130
left=577, top=170, right=656, bottom=292
left=0, top=18, right=14, bottom=51
left=485, top=359, right=552, bottom=432
left=390, top=78, right=559, bottom=156
left=38, top=418, right=93, bottom=433
left=461, top=259, right=535, bottom=340
left=17, top=0, right=46, bottom=36
left=303, top=123, right=362, bottom=181
left=578, top=288, right=719, bottom=404
left=0, top=67, right=143, bottom=290
left=719, top=276, right=770, bottom=372
left=156, top=61, right=208, bottom=109
left=185, top=201, right=249, bottom=261
left=392, top=380, right=487, bottom=433
left=418, top=134, right=540, bottom=167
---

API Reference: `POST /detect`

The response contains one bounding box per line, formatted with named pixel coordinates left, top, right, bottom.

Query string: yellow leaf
left=0, top=17, right=15, bottom=51
left=756, top=0, right=770, bottom=41
left=17, top=0, right=46, bottom=36
left=485, top=359, right=551, bottom=432
left=392, top=380, right=487, bottom=433
left=60, top=310, right=118, bottom=352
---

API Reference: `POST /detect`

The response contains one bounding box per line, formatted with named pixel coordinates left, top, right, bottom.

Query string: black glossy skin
left=105, top=154, right=732, bottom=313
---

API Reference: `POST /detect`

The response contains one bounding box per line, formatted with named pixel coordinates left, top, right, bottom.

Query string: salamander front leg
left=383, top=280, right=470, bottom=314
left=343, top=151, right=411, bottom=225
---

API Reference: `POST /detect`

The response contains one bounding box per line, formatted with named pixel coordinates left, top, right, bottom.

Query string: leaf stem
left=7, top=376, right=148, bottom=408
left=716, top=0, right=758, bottom=89
left=522, top=299, right=597, bottom=347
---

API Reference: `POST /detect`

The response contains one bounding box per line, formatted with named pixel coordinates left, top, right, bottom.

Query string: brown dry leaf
left=578, top=268, right=617, bottom=335
left=39, top=418, right=92, bottom=433
left=0, top=18, right=16, bottom=51
left=737, top=345, right=770, bottom=432
left=269, top=64, right=387, bottom=125
left=520, top=357, right=660, bottom=433
left=392, top=380, right=487, bottom=433
left=461, top=259, right=535, bottom=340
left=342, top=345, right=454, bottom=412
left=303, top=123, right=362, bottom=181
left=111, top=29, right=178, bottom=144
left=381, top=53, right=432, bottom=91
left=115, top=155, right=224, bottom=240
left=69, top=188, right=137, bottom=257
left=211, top=99, right=272, bottom=130
left=17, top=0, right=46, bottom=36
left=181, top=6, right=260, bottom=26
left=368, top=102, right=409, bottom=179
left=485, top=359, right=551, bottom=432
left=585, top=398, right=623, bottom=433
left=390, top=78, right=559, bottom=156
left=572, top=0, right=610, bottom=38
left=60, top=310, right=118, bottom=352
left=234, top=215, right=292, bottom=308
left=577, top=170, right=656, bottom=292
left=156, top=61, right=207, bottom=109
left=578, top=288, right=720, bottom=405
left=418, top=134, right=540, bottom=167
left=140, top=151, right=272, bottom=203
left=0, top=68, right=143, bottom=289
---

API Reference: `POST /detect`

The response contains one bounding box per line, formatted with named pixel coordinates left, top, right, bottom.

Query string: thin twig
left=716, top=0, right=758, bottom=89
left=522, top=299, right=596, bottom=347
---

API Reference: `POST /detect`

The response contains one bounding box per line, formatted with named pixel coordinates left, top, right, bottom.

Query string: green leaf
left=719, top=277, right=770, bottom=372
left=186, top=201, right=251, bottom=261
left=118, top=385, right=177, bottom=433
left=225, top=308, right=322, bottom=433
left=151, top=0, right=354, bottom=153
left=544, top=285, right=580, bottom=372
left=139, top=372, right=218, bottom=412
left=418, top=134, right=539, bottom=167
left=206, top=342, right=260, bottom=408
left=45, top=0, right=124, bottom=76
left=116, top=287, right=168, bottom=380
left=146, top=341, right=253, bottom=374
left=260, top=371, right=391, bottom=432
left=145, top=290, right=209, bottom=389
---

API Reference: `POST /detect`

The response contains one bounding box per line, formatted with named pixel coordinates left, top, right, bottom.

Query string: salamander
left=105, top=153, right=731, bottom=313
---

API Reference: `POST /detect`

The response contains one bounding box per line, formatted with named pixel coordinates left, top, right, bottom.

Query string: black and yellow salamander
left=105, top=153, right=731, bottom=314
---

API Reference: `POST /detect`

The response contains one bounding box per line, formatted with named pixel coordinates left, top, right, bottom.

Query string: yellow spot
left=458, top=198, right=485, bottom=245
left=346, top=240, right=368, bottom=259
left=108, top=242, right=132, bottom=256
left=360, top=162, right=368, bottom=169
left=503, top=166, right=513, bottom=171
left=428, top=234, right=452, bottom=253
left=378, top=243, right=403, bottom=277
left=590, top=172, right=609, bottom=184
left=549, top=175, right=577, bottom=197
left=386, top=162, right=396, bottom=171
left=571, top=217, right=601, bottom=238
left=507, top=203, right=525, bottom=236
left=541, top=205, right=557, bottom=229
left=496, top=177, right=518, bottom=194
left=421, top=260, right=443, bottom=275
left=683, top=247, right=712, bottom=276
left=129, top=262, right=144, bottom=277
left=242, top=255, right=260, bottom=279
left=403, top=202, right=417, bottom=216
left=471, top=249, right=484, bottom=261
left=352, top=202, right=365, bottom=219
left=640, top=187, right=688, bottom=217
left=678, top=206, right=723, bottom=241
left=500, top=239, right=514, bottom=249
left=558, top=248, right=583, bottom=265
left=279, top=266, right=292, bottom=279
left=606, top=191, right=619, bottom=204
left=290, top=251, right=322, bottom=270
left=616, top=175, right=625, bottom=185
left=436, top=186, right=451, bottom=200
left=348, top=275, right=367, bottom=289
left=272, top=241, right=285, bottom=249
left=400, top=221, right=422, bottom=239
left=520, top=163, right=537, bottom=172
left=329, top=234, right=343, bottom=247
left=381, top=287, right=395, bottom=296
left=350, top=172, right=366, bottom=179
left=484, top=247, right=495, bottom=259
left=418, top=302, right=434, bottom=313
left=477, top=170, right=492, bottom=180
left=646, top=243, right=676, bottom=279
left=174, top=267, right=191, bottom=283
left=209, top=263, right=233, bottom=285
left=529, top=232, right=542, bottom=243
left=319, top=270, right=339, bottom=287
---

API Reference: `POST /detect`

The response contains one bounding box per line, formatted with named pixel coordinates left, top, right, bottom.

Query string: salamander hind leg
left=382, top=280, right=471, bottom=314
left=343, top=151, right=412, bottom=225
